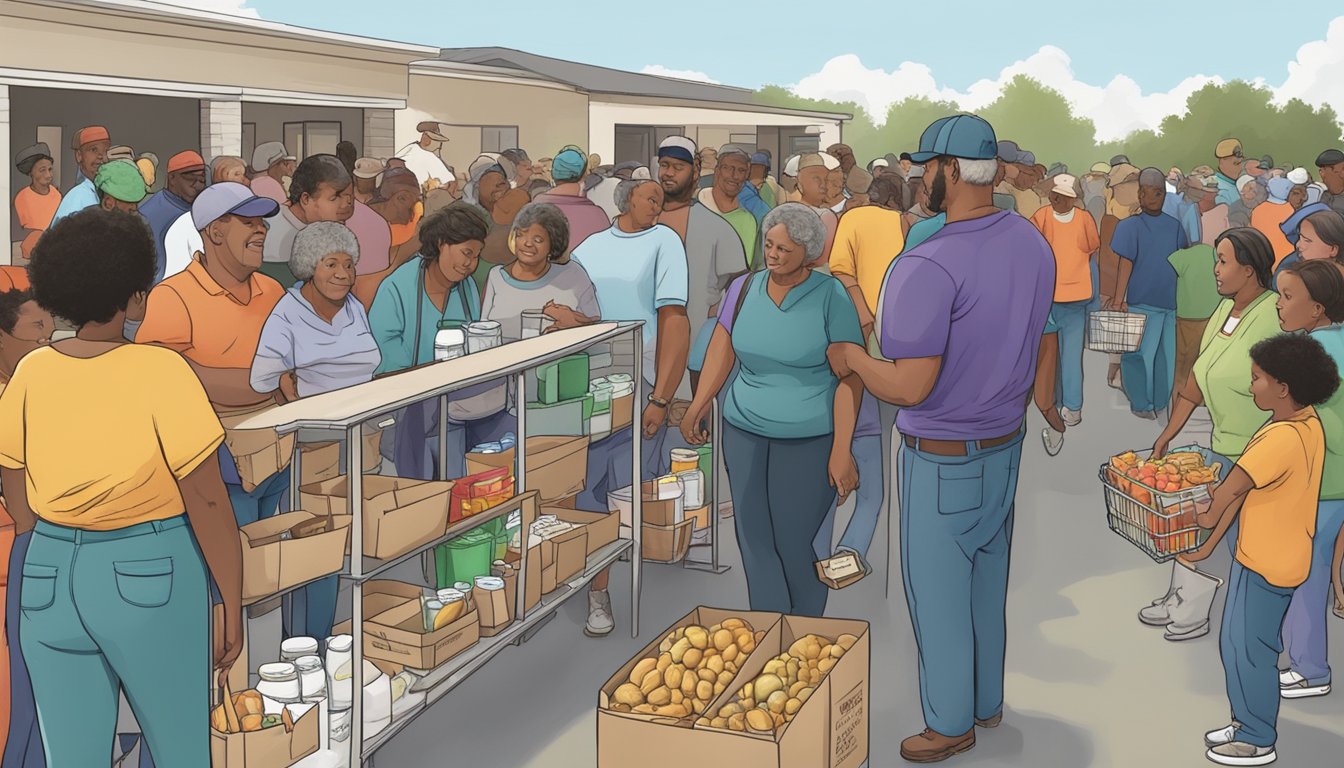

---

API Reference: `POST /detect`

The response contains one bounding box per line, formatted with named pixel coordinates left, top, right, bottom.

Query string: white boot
left=585, top=589, right=614, bottom=637
left=1138, top=562, right=1180, bottom=626
left=1165, top=561, right=1223, bottom=641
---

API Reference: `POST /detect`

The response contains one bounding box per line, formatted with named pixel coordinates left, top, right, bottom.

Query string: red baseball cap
left=71, top=125, right=110, bottom=149
left=167, top=150, right=206, bottom=174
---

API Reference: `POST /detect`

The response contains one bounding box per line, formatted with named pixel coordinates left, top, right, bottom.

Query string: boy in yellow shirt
left=1183, top=334, right=1339, bottom=766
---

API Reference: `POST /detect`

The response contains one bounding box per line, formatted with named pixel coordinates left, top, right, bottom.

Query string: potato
left=728, top=713, right=746, bottom=731
left=648, top=686, right=672, bottom=706
left=240, top=714, right=263, bottom=733
left=837, top=634, right=858, bottom=651
left=785, top=697, right=802, bottom=715
left=681, top=673, right=698, bottom=697
left=211, top=706, right=229, bottom=733
left=697, top=680, right=714, bottom=701
left=818, top=657, right=836, bottom=674
left=746, top=709, right=774, bottom=732
left=753, top=674, right=784, bottom=703
left=712, top=629, right=734, bottom=652
left=718, top=670, right=734, bottom=685
left=722, top=645, right=739, bottom=663
left=671, top=689, right=684, bottom=705
left=742, top=682, right=754, bottom=701
left=767, top=690, right=788, bottom=714
left=789, top=680, right=809, bottom=698
left=764, top=659, right=784, bottom=677
left=739, top=635, right=756, bottom=654
left=692, top=698, right=708, bottom=715
left=686, top=627, right=709, bottom=650
left=610, top=703, right=632, bottom=713
left=720, top=702, right=743, bottom=717
left=683, top=648, right=703, bottom=669
left=798, top=687, right=814, bottom=703
left=711, top=717, right=728, bottom=729
left=830, top=644, right=846, bottom=659
left=670, top=638, right=692, bottom=664
left=724, top=661, right=738, bottom=674
left=721, top=618, right=746, bottom=631
left=774, top=712, right=787, bottom=729
left=786, top=659, right=800, bottom=682
left=696, top=717, right=710, bottom=727
left=641, top=670, right=663, bottom=695
left=806, top=641, right=822, bottom=661
left=633, top=704, right=656, bottom=714
left=657, top=653, right=673, bottom=674
left=654, top=704, right=684, bottom=718
left=630, top=658, right=658, bottom=685
left=714, top=682, right=726, bottom=696
left=707, top=655, right=725, bottom=675
left=788, top=638, right=810, bottom=659
left=614, top=683, right=645, bottom=707
left=698, top=668, right=717, bottom=683
left=659, top=638, right=673, bottom=654
left=664, top=666, right=683, bottom=690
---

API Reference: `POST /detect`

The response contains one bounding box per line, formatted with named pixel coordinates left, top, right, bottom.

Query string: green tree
left=978, top=76, right=1100, bottom=174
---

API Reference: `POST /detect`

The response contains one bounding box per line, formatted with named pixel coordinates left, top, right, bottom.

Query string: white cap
left=1050, top=173, right=1079, bottom=198
left=783, top=154, right=801, bottom=177
left=657, top=136, right=698, bottom=163
left=632, top=166, right=651, bottom=180
left=1236, top=174, right=1256, bottom=193
left=820, top=153, right=841, bottom=171
left=1287, top=166, right=1311, bottom=185
left=871, top=158, right=890, bottom=168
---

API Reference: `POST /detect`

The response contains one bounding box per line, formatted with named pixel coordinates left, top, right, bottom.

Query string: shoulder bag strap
left=731, top=270, right=757, bottom=331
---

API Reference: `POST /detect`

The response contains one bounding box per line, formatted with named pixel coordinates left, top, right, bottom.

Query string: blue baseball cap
left=658, top=136, right=697, bottom=165
left=750, top=151, right=771, bottom=168
left=910, top=114, right=999, bottom=163
left=191, top=182, right=280, bottom=230
left=552, top=146, right=587, bottom=182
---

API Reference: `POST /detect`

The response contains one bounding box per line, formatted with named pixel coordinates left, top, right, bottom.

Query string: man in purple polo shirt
left=829, top=114, right=1055, bottom=763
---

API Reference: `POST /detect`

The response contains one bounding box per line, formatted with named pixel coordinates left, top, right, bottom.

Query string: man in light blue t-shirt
left=572, top=177, right=690, bottom=638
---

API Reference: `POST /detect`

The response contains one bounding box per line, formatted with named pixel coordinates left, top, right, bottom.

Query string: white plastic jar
left=295, top=655, right=326, bottom=703
left=325, top=634, right=354, bottom=711
left=434, top=322, right=466, bottom=361
left=256, top=662, right=301, bottom=704
left=280, top=636, right=318, bottom=663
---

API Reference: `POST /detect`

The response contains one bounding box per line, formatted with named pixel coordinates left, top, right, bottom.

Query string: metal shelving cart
left=233, top=322, right=649, bottom=766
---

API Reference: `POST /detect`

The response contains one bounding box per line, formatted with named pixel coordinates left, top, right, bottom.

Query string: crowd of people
left=0, top=107, right=1342, bottom=766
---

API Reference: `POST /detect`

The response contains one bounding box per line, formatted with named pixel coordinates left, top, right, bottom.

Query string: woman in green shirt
left=1141, top=228, right=1280, bottom=640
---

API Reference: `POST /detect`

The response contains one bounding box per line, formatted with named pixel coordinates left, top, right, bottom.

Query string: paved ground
left=313, top=350, right=1344, bottom=767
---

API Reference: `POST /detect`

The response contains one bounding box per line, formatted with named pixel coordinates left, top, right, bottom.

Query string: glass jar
left=520, top=309, right=548, bottom=339
left=465, top=320, right=503, bottom=353
left=280, top=636, right=318, bottom=662
left=434, top=320, right=466, bottom=361
left=475, top=575, right=504, bottom=591
left=670, top=448, right=699, bottom=474
left=256, top=662, right=301, bottom=704
left=326, top=634, right=353, bottom=711
left=295, top=655, right=327, bottom=703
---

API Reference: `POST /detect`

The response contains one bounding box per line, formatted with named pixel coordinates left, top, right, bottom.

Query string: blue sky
left=198, top=0, right=1344, bottom=140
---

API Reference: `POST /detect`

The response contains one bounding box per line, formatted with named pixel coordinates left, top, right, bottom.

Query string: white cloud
left=156, top=0, right=260, bottom=18
left=1274, top=15, right=1344, bottom=115
left=640, top=65, right=720, bottom=85
left=790, top=47, right=1227, bottom=142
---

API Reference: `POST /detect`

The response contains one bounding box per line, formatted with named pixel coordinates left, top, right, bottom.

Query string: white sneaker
left=1042, top=427, right=1064, bottom=456
left=1205, top=723, right=1239, bottom=748
left=1206, top=741, right=1277, bottom=766
left=1279, top=669, right=1331, bottom=698
left=1279, top=669, right=1303, bottom=687
left=584, top=589, right=614, bottom=637
left=1060, top=407, right=1082, bottom=427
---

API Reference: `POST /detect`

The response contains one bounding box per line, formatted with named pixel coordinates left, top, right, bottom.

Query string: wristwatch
left=647, top=395, right=670, bottom=409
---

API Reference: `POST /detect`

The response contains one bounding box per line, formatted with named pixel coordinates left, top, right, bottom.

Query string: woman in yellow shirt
left=0, top=209, right=243, bottom=766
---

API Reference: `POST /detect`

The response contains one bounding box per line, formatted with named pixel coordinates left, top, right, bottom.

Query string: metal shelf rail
left=232, top=322, right=645, bottom=767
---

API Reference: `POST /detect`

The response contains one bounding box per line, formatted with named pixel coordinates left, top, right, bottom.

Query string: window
left=481, top=126, right=519, bottom=153
left=282, top=121, right=343, bottom=159
left=789, top=136, right=820, bottom=154
left=729, top=133, right=758, bottom=153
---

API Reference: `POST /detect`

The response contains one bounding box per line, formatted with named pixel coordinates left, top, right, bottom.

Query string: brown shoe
left=975, top=712, right=1002, bottom=728
left=900, top=728, right=976, bottom=763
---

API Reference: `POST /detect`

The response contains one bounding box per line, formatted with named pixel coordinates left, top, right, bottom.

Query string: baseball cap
left=782, top=154, right=801, bottom=177
left=1046, top=162, right=1068, bottom=178
left=166, top=150, right=206, bottom=174
left=71, top=126, right=110, bottom=150
left=1236, top=175, right=1257, bottom=193
left=1287, top=167, right=1311, bottom=185
left=1109, top=154, right=1131, bottom=166
left=552, top=146, right=588, bottom=181
left=1089, top=161, right=1112, bottom=174
left=717, top=144, right=752, bottom=162
left=1050, top=173, right=1079, bottom=198
left=14, top=143, right=53, bottom=175
left=911, top=115, right=998, bottom=163
left=657, top=136, right=697, bottom=164
left=1215, top=138, right=1243, bottom=159
left=870, top=158, right=889, bottom=169
left=251, top=141, right=295, bottom=172
left=632, top=166, right=652, bottom=180
left=94, top=160, right=148, bottom=203
left=750, top=151, right=771, bottom=168
left=796, top=153, right=827, bottom=172
left=1316, top=149, right=1344, bottom=168
left=899, top=152, right=913, bottom=162
left=106, top=145, right=135, bottom=163
left=191, top=182, right=281, bottom=230
left=996, top=140, right=1021, bottom=163
left=353, top=157, right=384, bottom=179
left=416, top=121, right=451, bottom=142
left=1108, top=163, right=1141, bottom=186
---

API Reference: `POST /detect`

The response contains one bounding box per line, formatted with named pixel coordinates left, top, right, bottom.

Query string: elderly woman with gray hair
left=250, top=220, right=380, bottom=647
left=679, top=202, right=863, bottom=617
left=482, top=201, right=601, bottom=340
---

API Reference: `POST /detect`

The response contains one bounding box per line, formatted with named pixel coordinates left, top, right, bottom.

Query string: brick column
left=363, top=109, right=395, bottom=161
left=1, top=85, right=11, bottom=265
left=200, top=99, right=242, bottom=160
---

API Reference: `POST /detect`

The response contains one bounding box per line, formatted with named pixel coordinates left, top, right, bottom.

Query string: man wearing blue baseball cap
left=533, top=145, right=612, bottom=251
left=828, top=114, right=1056, bottom=763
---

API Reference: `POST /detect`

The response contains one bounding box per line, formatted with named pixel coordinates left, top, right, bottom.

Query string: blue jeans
left=814, top=435, right=883, bottom=561
left=1222, top=562, right=1295, bottom=748
left=575, top=421, right=668, bottom=512
left=1088, top=259, right=1102, bottom=314
left=722, top=423, right=835, bottom=617
left=1053, top=300, right=1089, bottom=411
left=3, top=531, right=43, bottom=768
left=394, top=401, right=514, bottom=481
left=1120, top=304, right=1176, bottom=413
left=22, top=517, right=209, bottom=766
left=899, top=430, right=1024, bottom=737
left=1281, top=499, right=1344, bottom=683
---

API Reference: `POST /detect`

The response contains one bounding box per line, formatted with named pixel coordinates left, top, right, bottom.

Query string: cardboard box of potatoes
left=598, top=607, right=869, bottom=768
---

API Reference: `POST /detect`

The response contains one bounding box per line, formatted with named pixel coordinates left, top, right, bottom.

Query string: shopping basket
left=1098, top=445, right=1214, bottom=562
left=1086, top=311, right=1146, bottom=353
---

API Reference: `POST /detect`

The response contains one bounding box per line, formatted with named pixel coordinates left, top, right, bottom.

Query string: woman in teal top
left=1275, top=260, right=1344, bottom=696
left=369, top=203, right=511, bottom=480
left=680, top=203, right=862, bottom=617
left=1144, top=228, right=1280, bottom=640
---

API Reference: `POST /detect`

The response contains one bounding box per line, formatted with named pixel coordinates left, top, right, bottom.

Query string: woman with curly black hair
left=481, top=201, right=601, bottom=341
left=1188, top=332, right=1339, bottom=766
left=0, top=208, right=243, bottom=766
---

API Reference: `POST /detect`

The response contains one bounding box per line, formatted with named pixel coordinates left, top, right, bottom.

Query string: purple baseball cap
left=191, top=182, right=280, bottom=230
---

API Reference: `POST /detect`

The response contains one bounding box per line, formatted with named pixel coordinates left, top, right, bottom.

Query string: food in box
left=299, top=476, right=453, bottom=560
left=606, top=618, right=763, bottom=720
left=449, top=466, right=516, bottom=523
left=209, top=692, right=319, bottom=768
left=465, top=436, right=590, bottom=503
left=238, top=511, right=349, bottom=604
left=700, top=632, right=860, bottom=734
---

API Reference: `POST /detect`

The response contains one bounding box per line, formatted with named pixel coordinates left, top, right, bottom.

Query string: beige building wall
left=589, top=99, right=843, bottom=162
left=402, top=70, right=589, bottom=175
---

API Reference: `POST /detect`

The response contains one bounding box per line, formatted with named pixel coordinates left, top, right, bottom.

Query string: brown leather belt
left=903, top=431, right=1020, bottom=457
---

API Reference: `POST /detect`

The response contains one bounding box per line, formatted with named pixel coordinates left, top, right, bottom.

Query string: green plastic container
left=434, top=528, right=495, bottom=588
left=536, top=353, right=590, bottom=404
left=696, top=443, right=713, bottom=480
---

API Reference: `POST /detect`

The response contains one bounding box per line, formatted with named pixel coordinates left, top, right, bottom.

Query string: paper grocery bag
left=216, top=401, right=294, bottom=493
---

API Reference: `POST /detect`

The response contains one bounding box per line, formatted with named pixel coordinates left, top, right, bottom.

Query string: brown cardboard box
left=685, top=505, right=710, bottom=531
left=545, top=507, right=620, bottom=556
left=300, top=476, right=452, bottom=560
left=331, top=580, right=428, bottom=637
left=611, top=393, right=634, bottom=431
left=362, top=584, right=480, bottom=671
left=642, top=519, right=693, bottom=563
left=543, top=527, right=588, bottom=586
left=210, top=701, right=319, bottom=768
left=238, top=511, right=350, bottom=605
left=503, top=544, right=553, bottom=610
left=218, top=403, right=295, bottom=494
left=298, top=429, right=384, bottom=484
left=465, top=436, right=590, bottom=503
left=597, top=610, right=870, bottom=768
left=549, top=494, right=578, bottom=509
left=814, top=553, right=867, bottom=590
left=473, top=583, right=511, bottom=633
left=638, top=481, right=681, bottom=527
